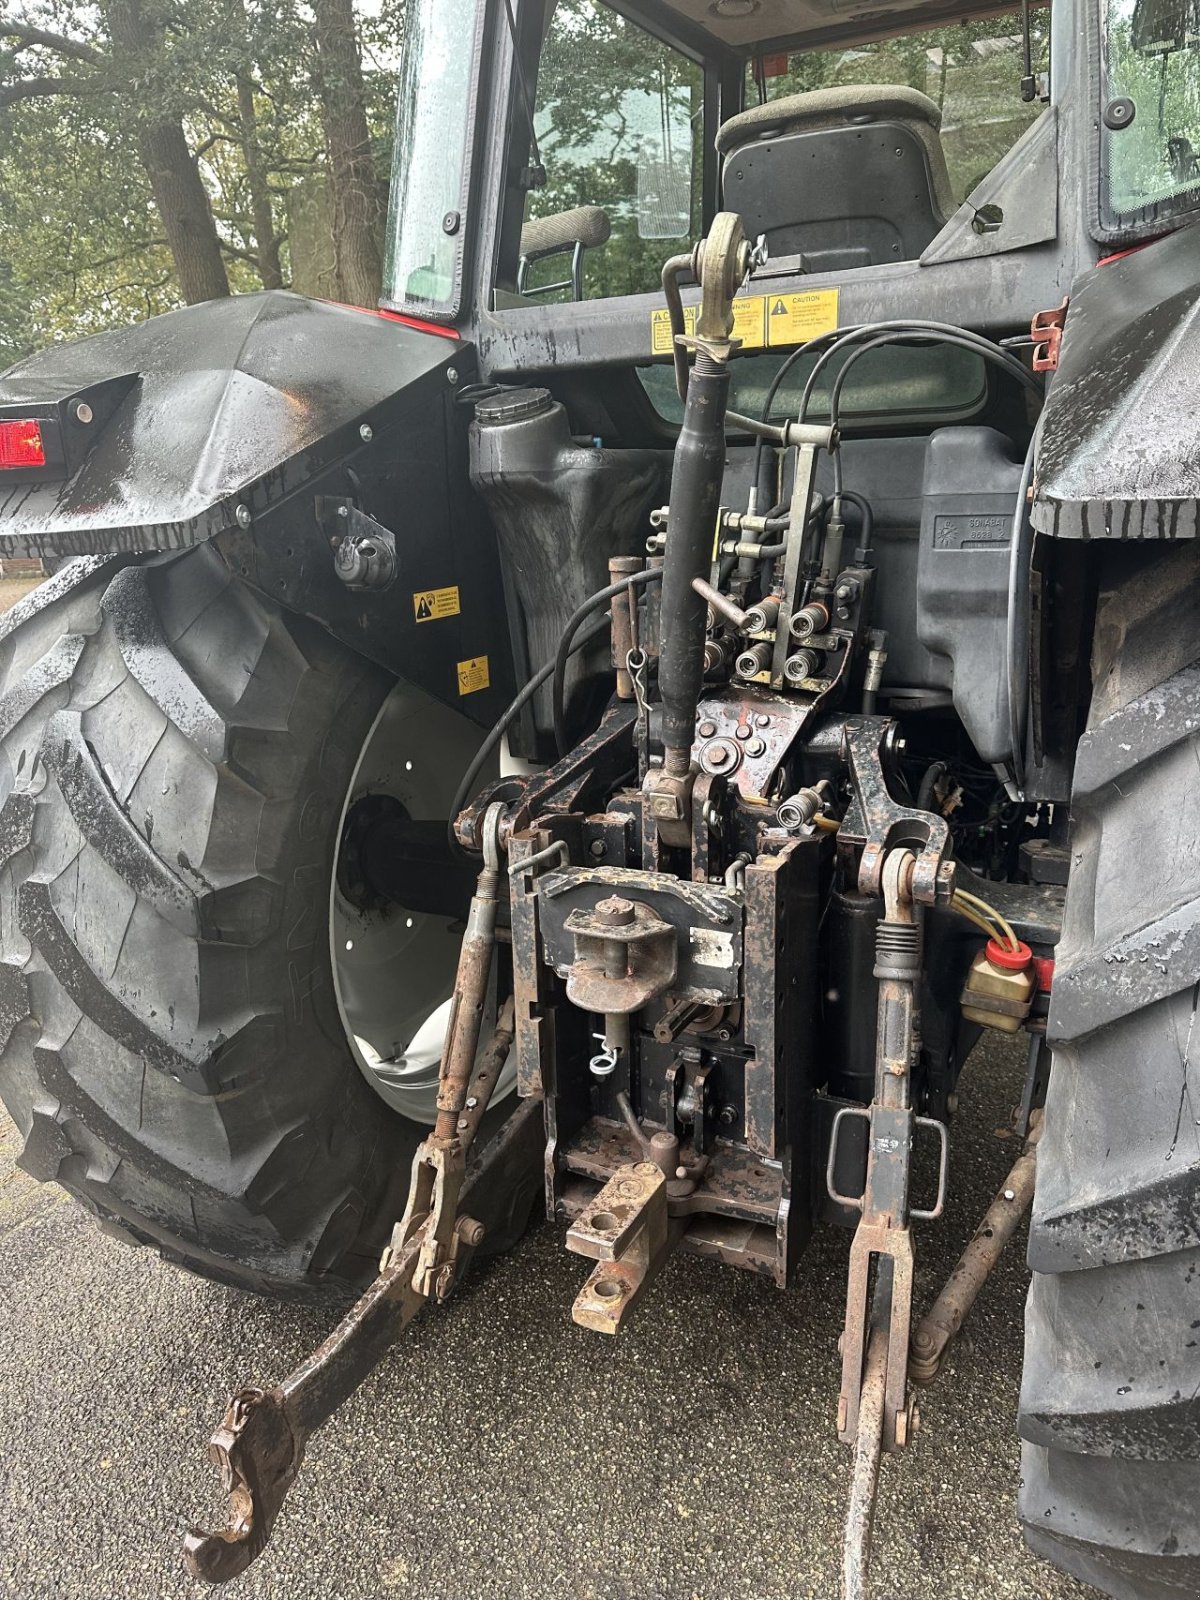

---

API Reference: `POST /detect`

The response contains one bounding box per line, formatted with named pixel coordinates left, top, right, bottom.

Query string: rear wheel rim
left=329, top=679, right=513, bottom=1123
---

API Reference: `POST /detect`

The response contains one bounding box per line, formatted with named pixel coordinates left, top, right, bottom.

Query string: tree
left=1, top=2, right=231, bottom=303
left=310, top=0, right=383, bottom=305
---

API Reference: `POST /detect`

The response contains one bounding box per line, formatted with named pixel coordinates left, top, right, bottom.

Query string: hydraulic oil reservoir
left=915, top=428, right=1024, bottom=765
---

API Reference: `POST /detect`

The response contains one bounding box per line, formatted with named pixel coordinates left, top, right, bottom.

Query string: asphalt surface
left=0, top=1033, right=1100, bottom=1600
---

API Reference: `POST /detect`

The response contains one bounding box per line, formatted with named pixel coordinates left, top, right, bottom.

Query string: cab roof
left=621, top=0, right=1027, bottom=55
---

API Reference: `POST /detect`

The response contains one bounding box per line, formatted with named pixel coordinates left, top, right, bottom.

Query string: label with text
left=456, top=656, right=490, bottom=696
left=413, top=585, right=461, bottom=623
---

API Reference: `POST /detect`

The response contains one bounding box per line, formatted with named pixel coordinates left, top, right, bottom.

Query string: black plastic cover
left=916, top=427, right=1024, bottom=765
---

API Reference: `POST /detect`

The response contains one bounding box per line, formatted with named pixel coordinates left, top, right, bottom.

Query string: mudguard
left=0, top=291, right=515, bottom=724
left=1033, top=222, right=1200, bottom=541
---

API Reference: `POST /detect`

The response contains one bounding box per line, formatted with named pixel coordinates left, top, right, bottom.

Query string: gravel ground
left=0, top=1033, right=1100, bottom=1600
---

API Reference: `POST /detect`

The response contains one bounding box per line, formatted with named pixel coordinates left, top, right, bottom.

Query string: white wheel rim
left=329, top=678, right=515, bottom=1122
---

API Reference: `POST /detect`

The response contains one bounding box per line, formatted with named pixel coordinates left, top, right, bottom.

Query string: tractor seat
left=717, top=85, right=956, bottom=272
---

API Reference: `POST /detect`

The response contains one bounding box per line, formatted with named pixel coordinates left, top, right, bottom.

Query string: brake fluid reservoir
left=961, top=938, right=1035, bottom=1033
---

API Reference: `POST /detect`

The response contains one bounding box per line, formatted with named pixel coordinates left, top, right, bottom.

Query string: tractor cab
left=383, top=0, right=1200, bottom=353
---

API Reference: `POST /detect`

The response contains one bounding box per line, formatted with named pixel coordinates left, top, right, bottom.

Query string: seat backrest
left=718, top=86, right=956, bottom=272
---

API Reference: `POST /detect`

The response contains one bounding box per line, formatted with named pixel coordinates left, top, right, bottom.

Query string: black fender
left=1033, top=222, right=1200, bottom=542
left=0, top=292, right=514, bottom=724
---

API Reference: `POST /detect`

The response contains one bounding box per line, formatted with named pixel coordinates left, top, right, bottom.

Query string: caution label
left=649, top=288, right=840, bottom=355
left=651, top=304, right=696, bottom=355
left=413, top=584, right=461, bottom=623
left=456, top=656, right=490, bottom=696
left=765, top=289, right=840, bottom=347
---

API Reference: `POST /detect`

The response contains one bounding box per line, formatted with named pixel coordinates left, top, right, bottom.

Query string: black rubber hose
left=552, top=566, right=664, bottom=756
left=837, top=489, right=874, bottom=546
left=658, top=352, right=731, bottom=775
left=448, top=614, right=609, bottom=853
left=916, top=760, right=947, bottom=813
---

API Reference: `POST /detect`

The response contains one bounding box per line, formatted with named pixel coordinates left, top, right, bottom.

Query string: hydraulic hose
left=447, top=614, right=609, bottom=853
left=552, top=566, right=664, bottom=755
left=658, top=351, right=731, bottom=776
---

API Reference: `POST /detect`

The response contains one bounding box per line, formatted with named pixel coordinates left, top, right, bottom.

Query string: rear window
left=747, top=14, right=1050, bottom=207
left=638, top=342, right=988, bottom=428
left=1100, top=0, right=1200, bottom=233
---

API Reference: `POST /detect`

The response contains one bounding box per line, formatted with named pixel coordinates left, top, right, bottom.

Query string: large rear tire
left=1019, top=543, right=1200, bottom=1598
left=0, top=548, right=450, bottom=1297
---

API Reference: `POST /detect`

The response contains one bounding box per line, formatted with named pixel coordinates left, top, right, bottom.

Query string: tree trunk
left=310, top=0, right=382, bottom=307
left=236, top=70, right=284, bottom=290
left=101, top=0, right=230, bottom=304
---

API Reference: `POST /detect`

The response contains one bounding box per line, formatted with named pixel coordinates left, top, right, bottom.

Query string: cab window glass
left=1102, top=0, right=1200, bottom=229
left=747, top=16, right=1051, bottom=205
left=520, top=1, right=704, bottom=301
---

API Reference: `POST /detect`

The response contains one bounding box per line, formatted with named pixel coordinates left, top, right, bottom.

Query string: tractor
left=0, top=0, right=1197, bottom=1593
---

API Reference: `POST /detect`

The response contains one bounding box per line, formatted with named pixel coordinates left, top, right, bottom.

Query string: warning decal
left=650, top=288, right=839, bottom=355
left=456, top=656, right=490, bottom=696
left=413, top=584, right=461, bottom=623
left=765, top=289, right=840, bottom=347
left=651, top=304, right=696, bottom=355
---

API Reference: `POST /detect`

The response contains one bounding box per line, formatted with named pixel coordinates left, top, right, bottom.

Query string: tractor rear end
left=1, top=1, right=1200, bottom=1597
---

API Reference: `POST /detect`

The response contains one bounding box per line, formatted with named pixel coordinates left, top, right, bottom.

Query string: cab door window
left=518, top=1, right=704, bottom=301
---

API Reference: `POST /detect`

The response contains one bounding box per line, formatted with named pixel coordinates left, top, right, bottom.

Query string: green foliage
left=0, top=0, right=398, bottom=360
left=1103, top=0, right=1200, bottom=216
left=524, top=0, right=702, bottom=300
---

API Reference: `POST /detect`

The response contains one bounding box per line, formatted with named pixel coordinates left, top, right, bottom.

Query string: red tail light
left=0, top=419, right=46, bottom=470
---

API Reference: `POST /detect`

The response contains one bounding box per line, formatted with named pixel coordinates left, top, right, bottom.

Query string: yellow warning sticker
left=413, top=585, right=461, bottom=623
left=456, top=656, right=490, bottom=696
left=765, top=288, right=841, bottom=348
left=730, top=293, right=767, bottom=349
left=651, top=304, right=696, bottom=355
left=649, top=289, right=840, bottom=355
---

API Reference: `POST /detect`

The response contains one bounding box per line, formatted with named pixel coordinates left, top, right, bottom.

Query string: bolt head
left=235, top=504, right=252, bottom=528
left=708, top=745, right=729, bottom=767
left=588, top=839, right=606, bottom=858
left=698, top=720, right=717, bottom=737
left=734, top=723, right=751, bottom=740
left=594, top=895, right=636, bottom=927
left=446, top=366, right=459, bottom=385
left=755, top=714, right=770, bottom=728
left=359, top=423, right=373, bottom=442
left=1004, top=1187, right=1016, bottom=1201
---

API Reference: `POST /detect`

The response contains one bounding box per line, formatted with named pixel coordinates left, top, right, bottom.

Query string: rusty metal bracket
left=183, top=1097, right=542, bottom=1585
left=566, top=1160, right=673, bottom=1333
left=837, top=719, right=954, bottom=905
left=563, top=894, right=678, bottom=1014
left=1031, top=297, right=1068, bottom=373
